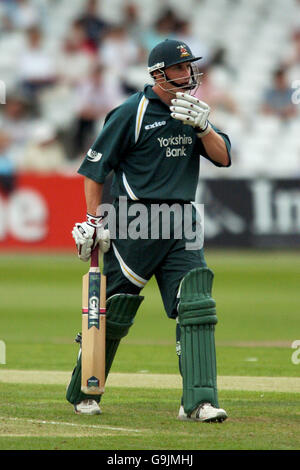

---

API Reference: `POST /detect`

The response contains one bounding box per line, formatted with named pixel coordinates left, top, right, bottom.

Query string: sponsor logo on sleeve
left=87, top=149, right=103, bottom=162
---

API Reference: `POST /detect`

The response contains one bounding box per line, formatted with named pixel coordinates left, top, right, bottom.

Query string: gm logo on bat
left=89, top=296, right=100, bottom=328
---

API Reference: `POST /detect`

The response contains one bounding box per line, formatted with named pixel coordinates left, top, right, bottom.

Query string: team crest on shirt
left=177, top=45, right=190, bottom=58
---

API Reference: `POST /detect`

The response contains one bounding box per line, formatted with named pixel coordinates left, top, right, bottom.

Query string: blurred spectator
left=141, top=8, right=179, bottom=52
left=18, top=26, right=57, bottom=100
left=122, top=2, right=148, bottom=69
left=56, top=36, right=96, bottom=87
left=208, top=46, right=236, bottom=84
left=123, top=2, right=143, bottom=43
left=0, top=131, right=16, bottom=194
left=0, top=93, right=35, bottom=154
left=261, top=67, right=297, bottom=121
left=76, top=0, right=110, bottom=50
left=2, top=0, right=41, bottom=31
left=0, top=3, right=14, bottom=32
left=66, top=20, right=98, bottom=56
left=192, top=65, right=238, bottom=118
left=284, top=28, right=300, bottom=82
left=71, top=64, right=125, bottom=158
left=100, top=25, right=143, bottom=93
left=21, top=122, right=66, bottom=172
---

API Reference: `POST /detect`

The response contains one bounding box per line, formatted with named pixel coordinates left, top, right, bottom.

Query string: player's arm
left=199, top=129, right=229, bottom=166
left=84, top=177, right=104, bottom=216
left=72, top=101, right=135, bottom=261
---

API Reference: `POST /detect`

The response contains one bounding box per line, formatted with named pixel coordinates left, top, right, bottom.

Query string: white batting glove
left=72, top=213, right=110, bottom=262
left=170, top=92, right=212, bottom=137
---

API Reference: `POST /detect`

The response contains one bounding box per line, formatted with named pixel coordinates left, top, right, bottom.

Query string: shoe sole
left=74, top=408, right=101, bottom=415
left=178, top=413, right=227, bottom=423
left=74, top=410, right=101, bottom=416
left=201, top=414, right=227, bottom=423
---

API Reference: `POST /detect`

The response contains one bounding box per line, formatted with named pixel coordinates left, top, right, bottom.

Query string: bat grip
left=90, top=246, right=99, bottom=267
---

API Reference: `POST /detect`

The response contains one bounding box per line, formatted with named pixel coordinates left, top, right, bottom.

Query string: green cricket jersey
left=78, top=84, right=231, bottom=202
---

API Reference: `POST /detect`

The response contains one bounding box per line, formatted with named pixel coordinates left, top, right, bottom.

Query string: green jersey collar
left=143, top=84, right=161, bottom=101
left=143, top=84, right=171, bottom=110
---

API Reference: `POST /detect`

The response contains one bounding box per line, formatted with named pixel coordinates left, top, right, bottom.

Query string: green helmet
left=148, top=39, right=202, bottom=73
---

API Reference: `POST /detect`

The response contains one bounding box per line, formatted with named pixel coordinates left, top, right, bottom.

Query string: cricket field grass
left=0, top=249, right=299, bottom=450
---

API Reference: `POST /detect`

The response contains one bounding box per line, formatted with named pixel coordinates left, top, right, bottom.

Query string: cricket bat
left=81, top=246, right=106, bottom=395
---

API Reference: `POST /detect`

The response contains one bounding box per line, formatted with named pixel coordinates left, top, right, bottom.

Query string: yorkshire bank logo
left=157, top=135, right=193, bottom=157
left=157, top=135, right=193, bottom=147
left=166, top=147, right=187, bottom=157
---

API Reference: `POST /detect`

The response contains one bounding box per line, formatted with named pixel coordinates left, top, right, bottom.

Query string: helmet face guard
left=152, top=62, right=203, bottom=94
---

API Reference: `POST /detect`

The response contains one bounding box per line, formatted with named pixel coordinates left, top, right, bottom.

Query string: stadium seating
left=0, top=0, right=299, bottom=176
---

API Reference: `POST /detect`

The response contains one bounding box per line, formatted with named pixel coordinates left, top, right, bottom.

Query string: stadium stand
left=0, top=0, right=299, bottom=176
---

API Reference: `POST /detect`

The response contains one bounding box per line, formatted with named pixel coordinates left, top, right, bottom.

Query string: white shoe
left=178, top=402, right=227, bottom=422
left=74, top=399, right=101, bottom=415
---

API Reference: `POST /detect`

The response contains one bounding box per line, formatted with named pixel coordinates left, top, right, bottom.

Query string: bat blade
left=81, top=248, right=106, bottom=395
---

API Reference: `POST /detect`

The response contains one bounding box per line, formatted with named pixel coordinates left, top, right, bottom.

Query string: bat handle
left=90, top=246, right=99, bottom=267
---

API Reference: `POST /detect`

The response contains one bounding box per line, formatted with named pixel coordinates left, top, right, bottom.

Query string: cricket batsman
left=66, top=39, right=231, bottom=422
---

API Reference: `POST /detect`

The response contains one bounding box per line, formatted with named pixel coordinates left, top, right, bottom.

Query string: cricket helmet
left=148, top=39, right=201, bottom=72
left=148, top=39, right=203, bottom=92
